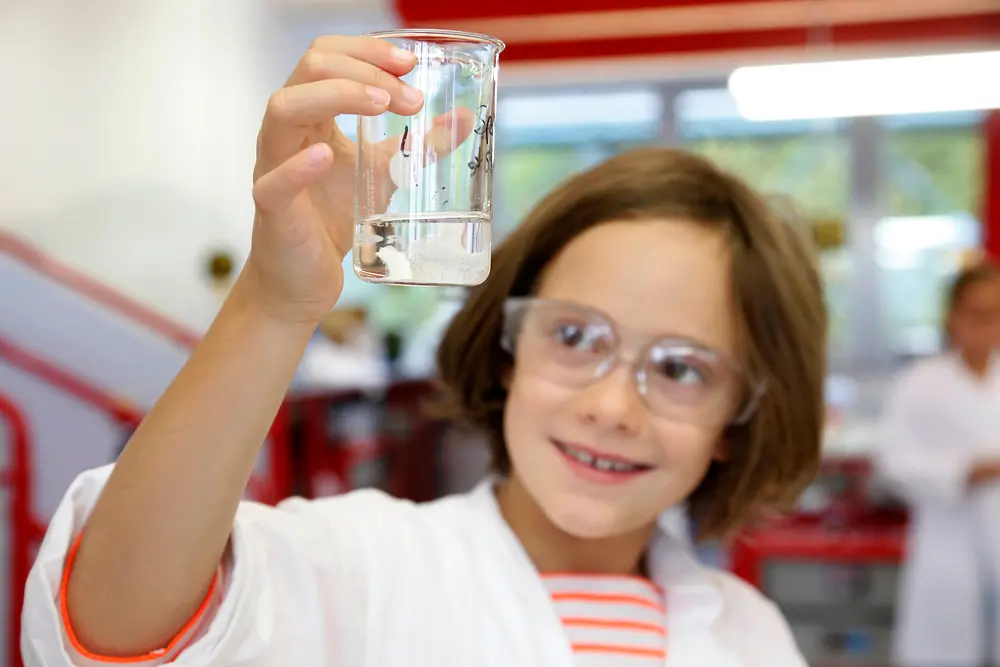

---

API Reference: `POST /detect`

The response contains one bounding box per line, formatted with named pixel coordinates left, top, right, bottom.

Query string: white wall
left=0, top=0, right=404, bottom=328
left=0, top=0, right=274, bottom=329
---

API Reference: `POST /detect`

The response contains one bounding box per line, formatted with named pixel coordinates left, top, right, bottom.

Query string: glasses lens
left=509, top=301, right=616, bottom=385
left=641, top=342, right=740, bottom=426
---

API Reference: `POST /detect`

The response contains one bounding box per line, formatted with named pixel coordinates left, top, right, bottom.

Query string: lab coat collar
left=648, top=528, right=744, bottom=667
left=946, top=349, right=1000, bottom=381
left=467, top=478, right=740, bottom=667
left=647, top=528, right=724, bottom=624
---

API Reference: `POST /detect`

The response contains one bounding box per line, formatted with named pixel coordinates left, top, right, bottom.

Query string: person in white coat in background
left=20, top=36, right=828, bottom=667
left=877, top=262, right=1000, bottom=667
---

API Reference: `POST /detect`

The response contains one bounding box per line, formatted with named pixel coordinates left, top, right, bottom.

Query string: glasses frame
left=500, top=297, right=766, bottom=426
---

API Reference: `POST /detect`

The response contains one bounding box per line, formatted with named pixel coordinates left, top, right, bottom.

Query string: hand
left=243, top=36, right=474, bottom=324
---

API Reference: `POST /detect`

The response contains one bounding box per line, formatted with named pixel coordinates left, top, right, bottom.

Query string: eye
left=554, top=323, right=591, bottom=347
left=555, top=323, right=586, bottom=347
left=549, top=321, right=611, bottom=353
left=655, top=357, right=706, bottom=386
left=646, top=344, right=721, bottom=389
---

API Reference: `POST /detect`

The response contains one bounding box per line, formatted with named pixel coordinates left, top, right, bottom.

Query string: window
left=883, top=112, right=984, bottom=217
left=676, top=89, right=850, bottom=223
left=676, top=89, right=852, bottom=353
left=876, top=112, right=985, bottom=357
left=495, top=89, right=663, bottom=233
left=496, top=144, right=603, bottom=234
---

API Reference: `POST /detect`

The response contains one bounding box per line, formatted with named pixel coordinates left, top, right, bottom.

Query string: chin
left=540, top=491, right=638, bottom=540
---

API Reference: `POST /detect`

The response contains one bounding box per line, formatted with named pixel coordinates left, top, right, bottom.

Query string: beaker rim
left=364, top=28, right=505, bottom=53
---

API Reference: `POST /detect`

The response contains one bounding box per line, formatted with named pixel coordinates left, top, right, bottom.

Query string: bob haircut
left=946, top=261, right=999, bottom=313
left=435, top=147, right=827, bottom=540
left=942, top=261, right=1000, bottom=345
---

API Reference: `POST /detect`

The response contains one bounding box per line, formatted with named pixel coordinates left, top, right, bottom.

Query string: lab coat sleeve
left=875, top=369, right=978, bottom=505
left=21, top=464, right=397, bottom=667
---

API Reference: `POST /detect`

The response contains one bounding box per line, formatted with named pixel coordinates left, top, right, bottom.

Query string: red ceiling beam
left=490, top=14, right=1000, bottom=63
left=395, top=0, right=1000, bottom=63
left=398, top=0, right=791, bottom=22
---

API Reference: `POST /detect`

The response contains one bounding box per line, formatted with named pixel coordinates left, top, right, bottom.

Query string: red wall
left=985, top=110, right=1000, bottom=262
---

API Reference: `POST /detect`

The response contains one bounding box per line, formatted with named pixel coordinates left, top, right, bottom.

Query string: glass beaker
left=354, top=29, right=505, bottom=287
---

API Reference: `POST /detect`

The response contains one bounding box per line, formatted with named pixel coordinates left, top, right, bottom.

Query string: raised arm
left=63, top=36, right=426, bottom=656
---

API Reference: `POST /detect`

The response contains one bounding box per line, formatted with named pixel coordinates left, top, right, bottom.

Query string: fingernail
left=307, top=143, right=331, bottom=164
left=391, top=46, right=415, bottom=64
left=366, top=86, right=391, bottom=106
left=400, top=84, right=424, bottom=105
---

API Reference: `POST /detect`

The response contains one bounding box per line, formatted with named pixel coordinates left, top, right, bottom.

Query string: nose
left=572, top=363, right=644, bottom=436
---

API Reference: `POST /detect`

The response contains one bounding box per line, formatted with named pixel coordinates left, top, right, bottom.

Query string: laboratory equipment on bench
left=354, top=29, right=505, bottom=287
left=730, top=457, right=908, bottom=667
left=298, top=391, right=388, bottom=498
left=288, top=383, right=445, bottom=502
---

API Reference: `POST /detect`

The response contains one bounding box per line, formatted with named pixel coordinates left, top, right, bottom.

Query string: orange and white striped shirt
left=543, top=574, right=666, bottom=666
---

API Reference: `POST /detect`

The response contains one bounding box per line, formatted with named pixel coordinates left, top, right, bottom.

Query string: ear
left=712, top=437, right=729, bottom=462
left=500, top=365, right=513, bottom=390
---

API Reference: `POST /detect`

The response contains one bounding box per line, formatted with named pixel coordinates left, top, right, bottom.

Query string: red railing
left=0, top=232, right=201, bottom=350
left=0, top=338, right=143, bottom=428
left=0, top=335, right=145, bottom=667
left=0, top=234, right=291, bottom=662
left=0, top=230, right=291, bottom=503
left=0, top=393, right=46, bottom=667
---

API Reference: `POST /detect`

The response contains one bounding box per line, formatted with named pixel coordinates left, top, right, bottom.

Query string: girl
left=22, top=35, right=826, bottom=667
left=877, top=263, right=1000, bottom=667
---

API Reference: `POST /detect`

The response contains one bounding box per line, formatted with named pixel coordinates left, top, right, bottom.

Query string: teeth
left=560, top=444, right=643, bottom=473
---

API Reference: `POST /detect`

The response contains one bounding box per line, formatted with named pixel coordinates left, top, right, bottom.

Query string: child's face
left=502, top=218, right=743, bottom=539
left=949, top=278, right=1000, bottom=358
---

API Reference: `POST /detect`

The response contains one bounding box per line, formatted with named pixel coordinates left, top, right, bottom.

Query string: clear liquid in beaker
left=353, top=211, right=491, bottom=286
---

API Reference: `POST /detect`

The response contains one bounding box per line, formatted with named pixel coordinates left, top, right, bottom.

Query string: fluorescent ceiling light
left=728, top=51, right=1000, bottom=121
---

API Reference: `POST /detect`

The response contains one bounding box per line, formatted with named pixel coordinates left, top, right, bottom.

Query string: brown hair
left=435, top=147, right=827, bottom=539
left=946, top=262, right=999, bottom=314
left=943, top=261, right=1000, bottom=344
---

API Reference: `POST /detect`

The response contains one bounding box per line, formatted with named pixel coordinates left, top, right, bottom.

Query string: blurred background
left=1, top=0, right=999, bottom=665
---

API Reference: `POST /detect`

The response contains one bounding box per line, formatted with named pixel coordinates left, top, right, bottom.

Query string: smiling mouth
left=552, top=440, right=652, bottom=474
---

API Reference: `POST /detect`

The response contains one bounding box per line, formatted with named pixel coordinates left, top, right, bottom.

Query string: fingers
left=253, top=143, right=333, bottom=214
left=304, top=35, right=418, bottom=78
left=426, top=107, right=476, bottom=157
left=376, top=106, right=478, bottom=166
left=258, top=36, right=427, bottom=170
left=289, top=50, right=424, bottom=118
left=259, top=79, right=390, bottom=163
left=266, top=79, right=394, bottom=128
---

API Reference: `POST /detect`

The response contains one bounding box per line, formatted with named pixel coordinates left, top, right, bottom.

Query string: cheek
left=651, top=421, right=722, bottom=474
left=503, top=371, right=574, bottom=446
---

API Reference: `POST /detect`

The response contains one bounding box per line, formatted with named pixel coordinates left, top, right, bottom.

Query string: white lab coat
left=876, top=353, right=1000, bottom=667
left=22, top=465, right=807, bottom=667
